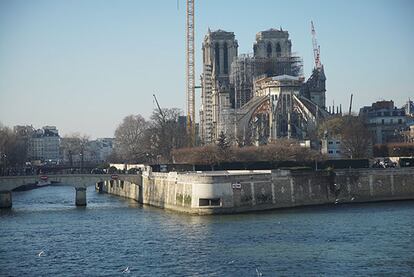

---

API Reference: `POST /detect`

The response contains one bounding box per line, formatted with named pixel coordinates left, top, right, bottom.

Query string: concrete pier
left=75, top=187, right=87, bottom=206
left=0, top=191, right=12, bottom=208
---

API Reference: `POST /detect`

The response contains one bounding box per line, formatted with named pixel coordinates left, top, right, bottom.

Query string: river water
left=0, top=186, right=413, bottom=276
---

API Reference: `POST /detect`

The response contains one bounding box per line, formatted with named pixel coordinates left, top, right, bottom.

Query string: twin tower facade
left=199, top=28, right=327, bottom=145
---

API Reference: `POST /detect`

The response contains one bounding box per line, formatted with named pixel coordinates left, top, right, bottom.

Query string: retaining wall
left=97, top=168, right=414, bottom=215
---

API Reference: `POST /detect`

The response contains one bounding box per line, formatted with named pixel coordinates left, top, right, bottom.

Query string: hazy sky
left=0, top=0, right=413, bottom=138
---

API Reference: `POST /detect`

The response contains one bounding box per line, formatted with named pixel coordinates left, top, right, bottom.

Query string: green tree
left=217, top=131, right=231, bottom=162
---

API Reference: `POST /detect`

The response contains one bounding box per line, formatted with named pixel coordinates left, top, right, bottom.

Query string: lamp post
left=80, top=153, right=83, bottom=174
left=1, top=153, right=6, bottom=176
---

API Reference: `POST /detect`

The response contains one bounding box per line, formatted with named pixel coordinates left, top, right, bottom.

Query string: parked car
left=372, top=158, right=397, bottom=168
left=91, top=168, right=105, bottom=174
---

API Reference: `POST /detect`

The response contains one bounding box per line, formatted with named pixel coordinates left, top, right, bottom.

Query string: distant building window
left=384, top=111, right=390, bottom=116
left=398, top=119, right=402, bottom=124
left=328, top=150, right=334, bottom=154
left=276, top=42, right=282, bottom=57
left=336, top=150, right=341, bottom=154
left=377, top=112, right=382, bottom=116
left=382, top=119, right=385, bottom=125
left=215, top=42, right=220, bottom=73
left=223, top=42, right=228, bottom=74
left=267, top=42, right=272, bottom=58
left=336, top=141, right=340, bottom=144
left=328, top=141, right=333, bottom=145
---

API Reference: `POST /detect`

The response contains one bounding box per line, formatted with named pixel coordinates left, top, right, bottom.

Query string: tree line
left=111, top=108, right=189, bottom=164
left=3, top=110, right=411, bottom=171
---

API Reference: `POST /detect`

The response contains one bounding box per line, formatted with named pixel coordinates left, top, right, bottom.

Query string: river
left=0, top=186, right=413, bottom=276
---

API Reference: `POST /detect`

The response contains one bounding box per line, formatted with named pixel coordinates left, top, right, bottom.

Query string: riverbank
left=97, top=167, right=414, bottom=215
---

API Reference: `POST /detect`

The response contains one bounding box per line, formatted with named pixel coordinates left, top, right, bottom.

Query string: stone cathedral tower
left=200, top=29, right=238, bottom=143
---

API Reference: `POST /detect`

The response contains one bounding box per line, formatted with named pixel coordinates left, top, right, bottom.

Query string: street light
left=80, top=153, right=83, bottom=174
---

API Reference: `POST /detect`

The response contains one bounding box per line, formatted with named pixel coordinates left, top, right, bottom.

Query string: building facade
left=28, top=126, right=60, bottom=162
left=321, top=137, right=344, bottom=159
left=359, top=101, right=407, bottom=144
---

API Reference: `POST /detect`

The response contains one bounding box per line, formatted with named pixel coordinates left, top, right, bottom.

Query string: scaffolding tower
left=186, top=0, right=195, bottom=145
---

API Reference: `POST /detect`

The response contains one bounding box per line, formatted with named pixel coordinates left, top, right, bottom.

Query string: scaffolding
left=230, top=54, right=255, bottom=109
left=186, top=0, right=195, bottom=145
left=230, top=53, right=303, bottom=110
left=253, top=53, right=303, bottom=78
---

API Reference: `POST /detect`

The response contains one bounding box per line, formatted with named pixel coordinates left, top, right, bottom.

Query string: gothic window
left=223, top=42, right=228, bottom=74
left=215, top=42, right=220, bottom=74
left=267, top=42, right=272, bottom=58
left=276, top=42, right=281, bottom=57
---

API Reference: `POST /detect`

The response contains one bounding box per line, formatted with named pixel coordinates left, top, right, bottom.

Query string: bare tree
left=114, top=114, right=149, bottom=163
left=61, top=133, right=90, bottom=167
left=318, top=115, right=372, bottom=158
left=341, top=117, right=372, bottom=158
left=172, top=139, right=323, bottom=165
left=0, top=123, right=30, bottom=173
left=172, top=145, right=218, bottom=166
left=0, top=124, right=14, bottom=173
left=262, top=139, right=298, bottom=162
left=149, top=108, right=188, bottom=163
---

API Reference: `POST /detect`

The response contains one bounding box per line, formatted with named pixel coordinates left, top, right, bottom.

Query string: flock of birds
left=35, top=250, right=266, bottom=275
left=34, top=193, right=358, bottom=276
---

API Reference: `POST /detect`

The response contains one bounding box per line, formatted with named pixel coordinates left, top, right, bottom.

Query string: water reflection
left=1, top=186, right=413, bottom=276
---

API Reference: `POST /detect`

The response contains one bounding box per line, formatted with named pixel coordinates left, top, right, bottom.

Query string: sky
left=0, top=0, right=413, bottom=139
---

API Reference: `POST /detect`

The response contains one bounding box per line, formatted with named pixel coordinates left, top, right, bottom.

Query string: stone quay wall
left=97, top=168, right=414, bottom=215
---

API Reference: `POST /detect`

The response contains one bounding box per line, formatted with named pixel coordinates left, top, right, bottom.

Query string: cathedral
left=199, top=28, right=328, bottom=145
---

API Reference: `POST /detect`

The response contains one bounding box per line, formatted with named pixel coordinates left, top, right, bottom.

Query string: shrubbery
left=172, top=139, right=323, bottom=164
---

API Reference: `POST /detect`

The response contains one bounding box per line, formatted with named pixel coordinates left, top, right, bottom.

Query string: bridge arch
left=0, top=174, right=142, bottom=208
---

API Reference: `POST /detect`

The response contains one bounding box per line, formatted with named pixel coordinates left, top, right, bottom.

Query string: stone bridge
left=0, top=174, right=142, bottom=208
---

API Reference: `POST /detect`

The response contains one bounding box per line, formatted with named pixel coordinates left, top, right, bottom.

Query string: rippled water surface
left=1, top=186, right=413, bottom=276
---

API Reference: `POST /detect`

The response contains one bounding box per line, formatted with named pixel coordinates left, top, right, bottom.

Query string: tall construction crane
left=186, top=0, right=195, bottom=145
left=310, top=21, right=322, bottom=69
left=153, top=94, right=165, bottom=123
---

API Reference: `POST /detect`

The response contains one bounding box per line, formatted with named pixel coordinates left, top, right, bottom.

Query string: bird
left=351, top=197, right=355, bottom=201
left=122, top=267, right=130, bottom=274
left=38, top=250, right=45, bottom=257
left=256, top=267, right=263, bottom=276
left=227, top=260, right=235, bottom=264
left=334, top=199, right=339, bottom=204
